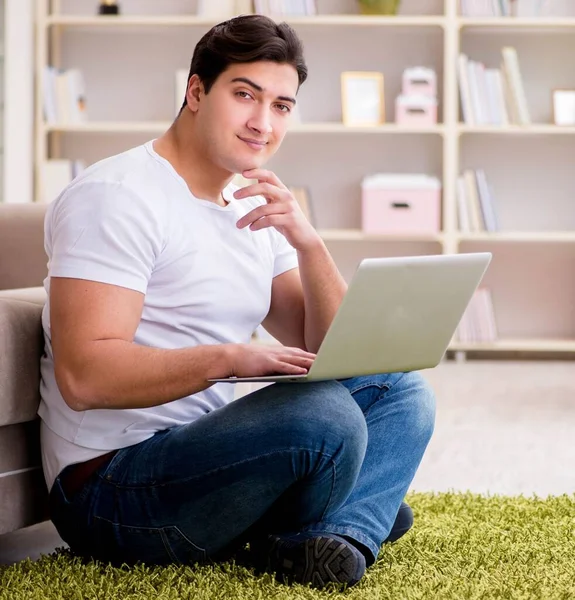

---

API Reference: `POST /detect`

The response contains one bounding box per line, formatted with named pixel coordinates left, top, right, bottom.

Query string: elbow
left=54, top=365, right=95, bottom=412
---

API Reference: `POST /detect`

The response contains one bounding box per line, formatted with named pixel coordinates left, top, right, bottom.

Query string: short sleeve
left=47, top=181, right=164, bottom=294
left=272, top=231, right=299, bottom=278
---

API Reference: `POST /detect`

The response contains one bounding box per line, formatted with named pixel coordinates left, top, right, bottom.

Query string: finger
left=242, top=169, right=287, bottom=190
left=282, top=356, right=315, bottom=370
left=283, top=347, right=317, bottom=359
left=245, top=214, right=285, bottom=232
left=234, top=182, right=288, bottom=202
left=236, top=205, right=288, bottom=229
left=268, top=360, right=310, bottom=375
left=275, top=349, right=315, bottom=363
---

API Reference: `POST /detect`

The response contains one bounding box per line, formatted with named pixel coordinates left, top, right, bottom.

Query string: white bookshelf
left=1, top=0, right=34, bottom=204
left=44, top=121, right=446, bottom=135
left=35, top=0, right=575, bottom=358
left=45, top=14, right=447, bottom=27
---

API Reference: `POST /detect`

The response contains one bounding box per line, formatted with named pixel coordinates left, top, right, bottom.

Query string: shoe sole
left=267, top=535, right=364, bottom=588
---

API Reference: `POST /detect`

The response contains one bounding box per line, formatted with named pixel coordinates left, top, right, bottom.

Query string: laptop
left=209, top=252, right=492, bottom=384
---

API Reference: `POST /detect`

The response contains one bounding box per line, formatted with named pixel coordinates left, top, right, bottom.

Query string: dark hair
left=180, top=14, right=307, bottom=112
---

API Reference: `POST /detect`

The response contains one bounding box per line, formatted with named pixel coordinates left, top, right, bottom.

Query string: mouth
left=238, top=136, right=268, bottom=151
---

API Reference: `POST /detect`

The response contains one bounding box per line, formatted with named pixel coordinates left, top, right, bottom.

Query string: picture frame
left=552, top=89, right=575, bottom=126
left=341, top=71, right=385, bottom=127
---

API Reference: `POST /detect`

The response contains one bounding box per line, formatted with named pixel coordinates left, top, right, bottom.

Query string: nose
left=247, top=106, right=272, bottom=136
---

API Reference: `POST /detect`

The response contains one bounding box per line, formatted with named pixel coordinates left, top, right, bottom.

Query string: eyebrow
left=230, top=76, right=297, bottom=105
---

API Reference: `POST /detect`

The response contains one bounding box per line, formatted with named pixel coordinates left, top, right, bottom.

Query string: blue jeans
left=49, top=372, right=435, bottom=566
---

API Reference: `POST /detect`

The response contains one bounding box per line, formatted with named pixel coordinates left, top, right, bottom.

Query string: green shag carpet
left=1, top=492, right=574, bottom=600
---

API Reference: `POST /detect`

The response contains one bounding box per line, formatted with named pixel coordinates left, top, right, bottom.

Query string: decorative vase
left=98, top=1, right=120, bottom=15
left=358, top=0, right=401, bottom=15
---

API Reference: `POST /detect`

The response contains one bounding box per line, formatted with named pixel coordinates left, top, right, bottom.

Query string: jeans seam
left=160, top=526, right=207, bottom=563
left=92, top=516, right=207, bottom=563
left=348, top=381, right=388, bottom=395
left=102, top=447, right=335, bottom=490
left=318, top=458, right=337, bottom=521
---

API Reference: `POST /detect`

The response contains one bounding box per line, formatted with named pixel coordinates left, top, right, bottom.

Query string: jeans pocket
left=93, top=516, right=207, bottom=566
left=160, top=525, right=207, bottom=565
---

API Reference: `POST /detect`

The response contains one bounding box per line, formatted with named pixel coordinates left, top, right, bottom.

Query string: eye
left=276, top=103, right=292, bottom=113
left=235, top=90, right=253, bottom=100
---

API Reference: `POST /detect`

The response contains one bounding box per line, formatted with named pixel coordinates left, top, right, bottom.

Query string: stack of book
left=196, top=0, right=317, bottom=17
left=458, top=47, right=530, bottom=126
left=43, top=67, right=87, bottom=125
left=454, top=287, right=498, bottom=343
left=40, top=159, right=85, bottom=204
left=456, top=169, right=499, bottom=232
left=253, top=0, right=317, bottom=15
left=460, top=0, right=551, bottom=17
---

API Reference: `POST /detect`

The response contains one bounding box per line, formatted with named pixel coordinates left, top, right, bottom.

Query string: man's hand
left=234, top=169, right=321, bottom=251
left=228, top=343, right=316, bottom=378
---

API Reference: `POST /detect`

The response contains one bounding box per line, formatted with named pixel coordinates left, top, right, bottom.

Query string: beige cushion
left=0, top=297, right=44, bottom=426
left=0, top=203, right=48, bottom=291
left=0, top=286, right=47, bottom=305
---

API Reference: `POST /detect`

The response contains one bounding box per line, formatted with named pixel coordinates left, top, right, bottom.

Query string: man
left=39, top=14, right=435, bottom=590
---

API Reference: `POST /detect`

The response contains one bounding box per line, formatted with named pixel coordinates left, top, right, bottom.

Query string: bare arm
left=297, top=238, right=347, bottom=353
left=50, top=278, right=315, bottom=412
left=236, top=169, right=346, bottom=354
left=262, top=246, right=346, bottom=354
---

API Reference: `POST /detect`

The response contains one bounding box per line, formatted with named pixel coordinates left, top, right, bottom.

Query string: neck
left=154, top=112, right=233, bottom=205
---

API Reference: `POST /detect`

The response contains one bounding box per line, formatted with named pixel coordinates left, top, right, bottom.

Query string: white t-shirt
left=38, top=140, right=299, bottom=491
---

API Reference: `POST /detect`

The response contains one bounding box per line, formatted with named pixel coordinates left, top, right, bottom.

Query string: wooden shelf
left=319, top=229, right=443, bottom=243
left=45, top=14, right=445, bottom=28
left=458, top=125, right=575, bottom=135
left=292, top=123, right=444, bottom=134
left=44, top=122, right=445, bottom=135
left=458, top=17, right=575, bottom=30
left=449, top=338, right=575, bottom=352
left=457, top=232, right=575, bottom=243
left=44, top=121, right=170, bottom=133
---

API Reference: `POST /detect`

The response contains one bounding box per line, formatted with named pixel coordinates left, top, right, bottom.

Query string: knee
left=401, top=372, right=436, bottom=443
left=283, top=380, right=368, bottom=458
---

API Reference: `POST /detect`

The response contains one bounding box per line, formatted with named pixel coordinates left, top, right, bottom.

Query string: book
left=456, top=175, right=470, bottom=232
left=43, top=66, right=87, bottom=124
left=288, top=185, right=314, bottom=225
left=475, top=169, right=499, bottom=232
left=174, top=69, right=188, bottom=117
left=463, top=169, right=484, bottom=231
left=501, top=46, right=531, bottom=125
left=455, top=287, right=498, bottom=342
left=457, top=54, right=474, bottom=125
left=197, top=0, right=236, bottom=18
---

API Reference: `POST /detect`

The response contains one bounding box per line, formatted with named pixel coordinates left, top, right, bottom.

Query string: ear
left=186, top=74, right=204, bottom=113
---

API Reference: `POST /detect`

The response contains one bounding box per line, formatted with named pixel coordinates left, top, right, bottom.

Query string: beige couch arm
left=0, top=296, right=44, bottom=426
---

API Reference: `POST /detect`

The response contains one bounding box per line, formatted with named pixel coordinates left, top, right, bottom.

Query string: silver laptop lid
left=307, top=252, right=492, bottom=380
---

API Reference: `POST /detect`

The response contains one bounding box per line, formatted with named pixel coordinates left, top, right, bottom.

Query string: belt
left=60, top=450, right=118, bottom=499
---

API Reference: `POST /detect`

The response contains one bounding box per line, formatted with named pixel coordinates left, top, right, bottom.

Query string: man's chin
left=229, top=160, right=266, bottom=177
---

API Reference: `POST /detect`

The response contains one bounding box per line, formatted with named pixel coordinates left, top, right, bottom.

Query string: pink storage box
left=402, top=67, right=436, bottom=97
left=395, top=94, right=438, bottom=126
left=361, top=174, right=441, bottom=234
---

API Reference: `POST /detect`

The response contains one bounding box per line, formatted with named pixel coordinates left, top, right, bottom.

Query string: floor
left=1, top=359, right=573, bottom=565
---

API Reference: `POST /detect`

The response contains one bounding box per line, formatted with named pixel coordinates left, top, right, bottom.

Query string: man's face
left=193, top=61, right=299, bottom=174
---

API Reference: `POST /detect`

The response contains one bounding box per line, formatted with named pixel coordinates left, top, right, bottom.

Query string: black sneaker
left=384, top=501, right=414, bottom=543
left=251, top=531, right=366, bottom=589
